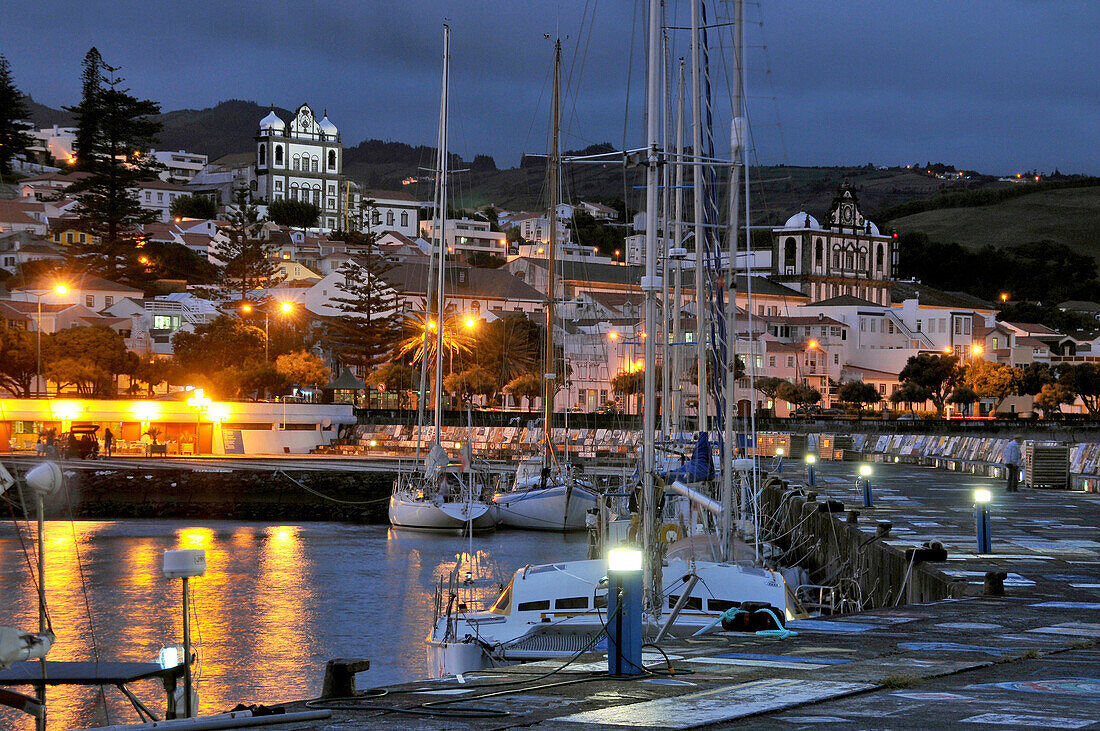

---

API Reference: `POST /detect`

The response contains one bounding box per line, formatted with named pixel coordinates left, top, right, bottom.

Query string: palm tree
left=395, top=311, right=476, bottom=372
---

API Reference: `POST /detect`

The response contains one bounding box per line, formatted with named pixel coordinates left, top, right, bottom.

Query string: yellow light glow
left=179, top=527, right=213, bottom=549
left=608, top=332, right=619, bottom=339
left=139, top=256, right=149, bottom=264
left=805, top=454, right=817, bottom=464
left=50, top=400, right=83, bottom=421
left=943, top=347, right=952, bottom=354
left=974, top=488, right=991, bottom=504
left=54, top=284, right=68, bottom=295
left=428, top=320, right=437, bottom=331
left=369, top=440, right=378, bottom=447
left=242, top=304, right=253, bottom=313
left=859, top=464, right=873, bottom=477
left=499, top=239, right=507, bottom=246
left=465, top=317, right=476, bottom=329
left=280, top=301, right=294, bottom=313
left=971, top=345, right=983, bottom=355
left=206, top=404, right=230, bottom=422
left=776, top=447, right=785, bottom=456
left=1000, top=293, right=1009, bottom=302
left=272, top=527, right=293, bottom=544
left=808, top=341, right=819, bottom=349
left=635, top=359, right=644, bottom=370
left=130, top=401, right=161, bottom=422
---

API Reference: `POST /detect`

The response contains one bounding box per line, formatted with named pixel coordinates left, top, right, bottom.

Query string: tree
left=444, top=366, right=495, bottom=407
left=469, top=312, right=542, bottom=397
left=1034, top=382, right=1072, bottom=419
left=967, top=360, right=1021, bottom=412
left=776, top=380, right=821, bottom=410
left=43, top=326, right=129, bottom=396
left=275, top=350, right=330, bottom=389
left=169, top=194, right=217, bottom=220
left=67, top=54, right=164, bottom=285
left=836, top=380, right=882, bottom=415
left=504, top=372, right=542, bottom=410
left=467, top=252, right=506, bottom=268
left=947, top=386, right=979, bottom=415
left=0, top=55, right=33, bottom=175
left=611, top=370, right=645, bottom=414
left=889, top=381, right=932, bottom=412
left=1017, top=362, right=1056, bottom=396
left=395, top=311, right=476, bottom=370
left=214, top=187, right=279, bottom=301
left=171, top=315, right=266, bottom=397
left=322, top=241, right=402, bottom=373
left=128, top=355, right=173, bottom=396
left=0, top=327, right=37, bottom=396
left=1057, top=362, right=1100, bottom=416
left=67, top=47, right=104, bottom=172
left=267, top=198, right=320, bottom=229
left=898, top=353, right=962, bottom=416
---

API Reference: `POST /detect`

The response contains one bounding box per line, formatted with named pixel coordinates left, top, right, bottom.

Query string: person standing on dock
left=1003, top=436, right=1024, bottom=492
left=104, top=428, right=114, bottom=458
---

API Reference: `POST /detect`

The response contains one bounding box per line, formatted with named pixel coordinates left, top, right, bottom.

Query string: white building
left=28, top=125, right=77, bottom=164
left=152, top=149, right=209, bottom=182
left=419, top=217, right=509, bottom=258
left=254, top=104, right=344, bottom=231
left=134, top=179, right=192, bottom=222
left=360, top=190, right=420, bottom=239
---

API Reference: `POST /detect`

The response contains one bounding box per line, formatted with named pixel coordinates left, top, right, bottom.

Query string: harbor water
left=0, top=519, right=585, bottom=729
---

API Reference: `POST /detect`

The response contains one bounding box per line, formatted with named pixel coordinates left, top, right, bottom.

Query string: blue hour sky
left=2, top=1, right=1097, bottom=174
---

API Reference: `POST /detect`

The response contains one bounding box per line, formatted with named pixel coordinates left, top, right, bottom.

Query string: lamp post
left=805, top=453, right=816, bottom=486
left=974, top=488, right=992, bottom=554
left=858, top=464, right=873, bottom=507
left=242, top=301, right=295, bottom=361
left=775, top=446, right=784, bottom=473
left=606, top=547, right=644, bottom=677
left=33, top=284, right=69, bottom=398
left=186, top=389, right=211, bottom=455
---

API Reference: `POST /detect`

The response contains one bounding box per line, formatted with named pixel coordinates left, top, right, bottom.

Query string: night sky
left=3, top=1, right=1097, bottom=174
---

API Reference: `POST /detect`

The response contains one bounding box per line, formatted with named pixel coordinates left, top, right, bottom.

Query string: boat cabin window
left=667, top=595, right=703, bottom=611
left=489, top=578, right=513, bottom=616
left=517, top=599, right=551, bottom=612
left=554, top=597, right=588, bottom=610
left=708, top=599, right=738, bottom=612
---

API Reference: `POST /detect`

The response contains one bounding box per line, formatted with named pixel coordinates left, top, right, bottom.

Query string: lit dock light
left=776, top=447, right=784, bottom=456
left=858, top=464, right=874, bottom=507
left=607, top=547, right=643, bottom=572
left=974, top=489, right=992, bottom=554
left=974, top=489, right=991, bottom=504
left=805, top=454, right=816, bottom=486
left=859, top=465, right=872, bottom=478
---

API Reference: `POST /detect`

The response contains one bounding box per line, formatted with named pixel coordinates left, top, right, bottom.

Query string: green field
left=887, top=186, right=1100, bottom=260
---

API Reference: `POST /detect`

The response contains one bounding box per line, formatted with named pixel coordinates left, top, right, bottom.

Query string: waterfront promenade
left=258, top=461, right=1100, bottom=729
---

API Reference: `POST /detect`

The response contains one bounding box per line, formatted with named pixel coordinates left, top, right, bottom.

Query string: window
left=85, top=295, right=94, bottom=307
left=815, top=239, right=824, bottom=267
left=401, top=211, right=409, bottom=227
left=274, top=145, right=283, bottom=165
left=516, top=599, right=550, bottom=612
left=258, top=145, right=266, bottom=166
left=834, top=353, right=839, bottom=365
left=876, top=244, right=884, bottom=270
left=879, top=383, right=886, bottom=394
left=755, top=355, right=763, bottom=369
left=915, top=320, right=922, bottom=332
left=327, top=217, right=335, bottom=228
left=157, top=192, right=163, bottom=202
left=870, top=319, right=876, bottom=333
left=992, top=337, right=999, bottom=349
left=274, top=180, right=282, bottom=191
left=328, top=150, right=336, bottom=169
left=104, top=296, right=113, bottom=306
left=327, top=198, right=335, bottom=209
left=145, top=191, right=151, bottom=201
left=66, top=232, right=74, bottom=243
left=311, top=156, right=319, bottom=172
left=768, top=355, right=776, bottom=367
left=292, top=155, right=300, bottom=171
left=787, top=356, right=795, bottom=367
left=386, top=211, right=394, bottom=226
left=758, top=305, right=765, bottom=316
left=954, top=318, right=962, bottom=335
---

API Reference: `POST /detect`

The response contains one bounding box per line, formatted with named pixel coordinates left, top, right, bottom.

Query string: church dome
left=783, top=211, right=820, bottom=229
left=318, top=114, right=338, bottom=137
left=866, top=220, right=880, bottom=236
left=259, top=110, right=285, bottom=133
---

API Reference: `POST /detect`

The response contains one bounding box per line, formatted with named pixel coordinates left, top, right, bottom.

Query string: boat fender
left=657, top=522, right=683, bottom=544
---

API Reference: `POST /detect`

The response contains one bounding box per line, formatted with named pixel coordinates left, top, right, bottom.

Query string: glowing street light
left=1000, top=293, right=1009, bottom=303
left=34, top=283, right=70, bottom=398
left=464, top=317, right=477, bottom=329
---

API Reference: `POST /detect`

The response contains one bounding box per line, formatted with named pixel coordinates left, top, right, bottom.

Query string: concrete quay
left=244, top=461, right=1099, bottom=729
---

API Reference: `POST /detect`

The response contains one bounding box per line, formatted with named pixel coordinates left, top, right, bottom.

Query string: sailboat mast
left=543, top=39, right=561, bottom=473
left=690, top=0, right=708, bottom=436
left=416, top=23, right=451, bottom=459
left=721, top=0, right=744, bottom=562
left=433, top=24, right=451, bottom=434
left=642, top=0, right=661, bottom=610
left=660, top=33, right=672, bottom=439
left=672, top=58, right=686, bottom=432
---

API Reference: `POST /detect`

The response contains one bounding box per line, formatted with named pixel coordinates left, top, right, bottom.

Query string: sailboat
left=490, top=39, right=599, bottom=532
left=388, top=24, right=496, bottom=533
left=427, top=0, right=803, bottom=676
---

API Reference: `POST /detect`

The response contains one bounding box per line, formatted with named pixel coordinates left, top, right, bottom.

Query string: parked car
left=897, top=413, right=919, bottom=421
left=61, top=425, right=100, bottom=460
left=596, top=404, right=619, bottom=415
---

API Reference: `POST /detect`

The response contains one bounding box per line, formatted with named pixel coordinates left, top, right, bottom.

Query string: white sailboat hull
left=492, top=484, right=598, bottom=531
left=388, top=495, right=496, bottom=532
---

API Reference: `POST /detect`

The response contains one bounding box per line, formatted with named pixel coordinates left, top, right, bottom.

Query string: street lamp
left=33, top=284, right=69, bottom=398
left=186, top=389, right=211, bottom=455
left=241, top=301, right=295, bottom=360
left=974, top=488, right=992, bottom=554
left=805, top=453, right=817, bottom=486
left=858, top=464, right=874, bottom=507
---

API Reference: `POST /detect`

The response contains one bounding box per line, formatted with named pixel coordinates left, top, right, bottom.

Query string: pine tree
left=66, top=47, right=104, bottom=172
left=323, top=231, right=402, bottom=373
left=0, top=55, right=34, bottom=176
left=67, top=53, right=164, bottom=284
left=214, top=186, right=280, bottom=302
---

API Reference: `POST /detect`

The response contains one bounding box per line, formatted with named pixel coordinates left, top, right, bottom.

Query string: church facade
left=255, top=104, right=345, bottom=231
left=770, top=184, right=898, bottom=305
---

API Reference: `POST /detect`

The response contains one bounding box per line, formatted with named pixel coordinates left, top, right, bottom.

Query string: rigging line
left=60, top=467, right=106, bottom=681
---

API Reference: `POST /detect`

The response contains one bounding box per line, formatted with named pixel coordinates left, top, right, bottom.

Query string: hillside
left=886, top=186, right=1100, bottom=262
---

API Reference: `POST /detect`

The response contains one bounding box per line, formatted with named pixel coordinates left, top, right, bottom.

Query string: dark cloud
left=2, top=0, right=1096, bottom=173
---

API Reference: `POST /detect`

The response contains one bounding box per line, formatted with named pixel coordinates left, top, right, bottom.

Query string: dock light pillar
left=163, top=549, right=206, bottom=718
left=858, top=464, right=873, bottom=507
left=775, top=447, right=784, bottom=473
left=607, top=548, right=644, bottom=677
left=974, top=489, right=992, bottom=554
left=805, top=454, right=816, bottom=487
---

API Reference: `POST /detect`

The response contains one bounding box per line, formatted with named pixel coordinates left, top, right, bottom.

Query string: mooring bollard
left=805, top=454, right=816, bottom=486
left=974, top=488, right=992, bottom=554
left=322, top=659, right=371, bottom=698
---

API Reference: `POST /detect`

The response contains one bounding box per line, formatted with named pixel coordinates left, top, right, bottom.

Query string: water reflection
left=0, top=520, right=584, bottom=729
